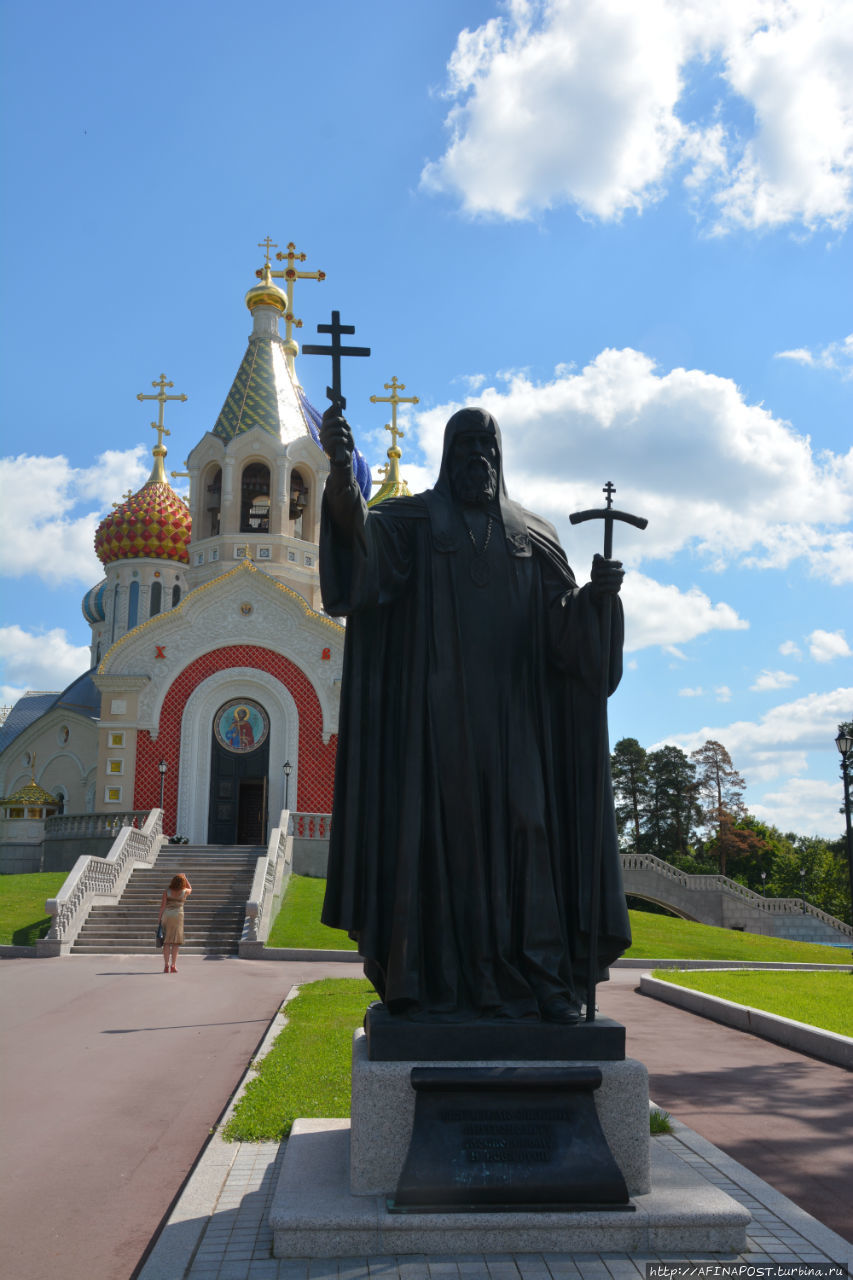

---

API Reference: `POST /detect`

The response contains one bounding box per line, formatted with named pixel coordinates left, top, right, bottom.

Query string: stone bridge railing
left=621, top=851, right=853, bottom=943
left=240, top=810, right=293, bottom=957
left=38, top=810, right=164, bottom=955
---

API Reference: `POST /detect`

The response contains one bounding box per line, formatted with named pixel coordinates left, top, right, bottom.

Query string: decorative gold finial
left=136, top=374, right=187, bottom=484
left=254, top=241, right=326, bottom=376
left=370, top=377, right=419, bottom=484
left=112, top=489, right=134, bottom=508
left=258, top=236, right=278, bottom=267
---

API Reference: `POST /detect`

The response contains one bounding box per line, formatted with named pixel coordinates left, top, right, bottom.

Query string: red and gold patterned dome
left=95, top=448, right=191, bottom=566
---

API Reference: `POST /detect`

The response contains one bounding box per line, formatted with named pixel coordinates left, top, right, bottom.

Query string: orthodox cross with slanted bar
left=255, top=240, right=326, bottom=368
left=137, top=374, right=187, bottom=450
left=370, top=376, right=419, bottom=453
left=257, top=236, right=278, bottom=266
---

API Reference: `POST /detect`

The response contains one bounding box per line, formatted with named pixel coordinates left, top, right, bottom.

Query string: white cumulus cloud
left=412, top=351, right=853, bottom=581
left=423, top=0, right=853, bottom=233
left=750, top=778, right=842, bottom=838
left=750, top=669, right=799, bottom=692
left=659, top=687, right=853, bottom=834
left=0, top=626, right=91, bottom=705
left=808, top=629, right=853, bottom=662
left=661, top=687, right=853, bottom=767
left=0, top=449, right=149, bottom=587
left=775, top=334, right=853, bottom=380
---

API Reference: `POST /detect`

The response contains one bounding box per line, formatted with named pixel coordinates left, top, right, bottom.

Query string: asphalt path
left=598, top=967, right=853, bottom=1243
left=2, top=958, right=851, bottom=1280
left=0, top=954, right=356, bottom=1280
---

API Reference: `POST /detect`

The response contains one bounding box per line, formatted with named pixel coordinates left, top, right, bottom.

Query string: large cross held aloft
left=570, top=482, right=647, bottom=1023
left=303, top=311, right=370, bottom=465
left=303, top=310, right=370, bottom=412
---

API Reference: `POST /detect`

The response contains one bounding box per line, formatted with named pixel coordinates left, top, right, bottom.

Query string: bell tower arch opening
left=240, top=462, right=271, bottom=534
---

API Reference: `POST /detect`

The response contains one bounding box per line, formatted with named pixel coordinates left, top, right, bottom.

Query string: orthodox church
left=0, top=242, right=413, bottom=868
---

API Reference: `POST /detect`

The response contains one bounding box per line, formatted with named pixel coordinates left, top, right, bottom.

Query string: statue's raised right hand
left=320, top=406, right=354, bottom=468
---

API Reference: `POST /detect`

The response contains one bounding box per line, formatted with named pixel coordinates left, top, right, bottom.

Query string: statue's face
left=449, top=428, right=499, bottom=506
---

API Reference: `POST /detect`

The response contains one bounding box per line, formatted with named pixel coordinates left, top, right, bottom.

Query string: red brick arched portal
left=134, top=645, right=337, bottom=831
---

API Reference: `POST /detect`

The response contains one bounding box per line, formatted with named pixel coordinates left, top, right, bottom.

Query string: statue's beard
left=452, top=455, right=498, bottom=506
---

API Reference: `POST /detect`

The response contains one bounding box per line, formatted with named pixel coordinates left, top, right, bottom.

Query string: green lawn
left=625, top=910, right=848, bottom=963
left=223, top=977, right=375, bottom=1141
left=268, top=876, right=849, bottom=965
left=266, top=874, right=357, bottom=949
left=0, top=872, right=67, bottom=945
left=652, top=969, right=853, bottom=1037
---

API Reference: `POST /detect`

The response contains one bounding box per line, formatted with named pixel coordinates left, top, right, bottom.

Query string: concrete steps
left=70, top=845, right=263, bottom=955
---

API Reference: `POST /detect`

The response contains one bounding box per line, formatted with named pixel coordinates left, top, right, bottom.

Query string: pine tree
left=610, top=738, right=648, bottom=852
left=643, top=745, right=700, bottom=859
left=690, top=739, right=747, bottom=876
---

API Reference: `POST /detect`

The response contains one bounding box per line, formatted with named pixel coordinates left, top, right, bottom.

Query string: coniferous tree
left=690, top=739, right=747, bottom=876
left=610, top=738, right=649, bottom=852
left=643, top=745, right=700, bottom=859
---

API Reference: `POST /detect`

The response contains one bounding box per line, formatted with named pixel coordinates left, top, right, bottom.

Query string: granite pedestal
left=269, top=1015, right=750, bottom=1257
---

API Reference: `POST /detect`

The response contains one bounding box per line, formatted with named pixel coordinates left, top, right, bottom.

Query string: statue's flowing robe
left=320, top=471, right=631, bottom=1019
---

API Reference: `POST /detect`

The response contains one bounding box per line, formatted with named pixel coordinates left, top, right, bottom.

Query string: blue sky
left=1, top=0, right=851, bottom=837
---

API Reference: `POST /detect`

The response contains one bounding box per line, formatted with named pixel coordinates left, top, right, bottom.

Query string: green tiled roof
left=212, top=338, right=305, bottom=442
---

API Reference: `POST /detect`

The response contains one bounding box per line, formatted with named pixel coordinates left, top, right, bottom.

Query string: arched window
left=150, top=581, right=162, bottom=617
left=111, top=584, right=121, bottom=642
left=205, top=465, right=222, bottom=538
left=128, top=581, right=139, bottom=630
left=240, top=463, right=271, bottom=533
left=172, top=584, right=181, bottom=608
left=290, top=469, right=309, bottom=540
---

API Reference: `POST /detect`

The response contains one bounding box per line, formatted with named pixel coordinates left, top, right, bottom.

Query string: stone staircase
left=70, top=845, right=263, bottom=955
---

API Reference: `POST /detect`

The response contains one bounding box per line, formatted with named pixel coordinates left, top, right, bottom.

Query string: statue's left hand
left=590, top=553, right=624, bottom=598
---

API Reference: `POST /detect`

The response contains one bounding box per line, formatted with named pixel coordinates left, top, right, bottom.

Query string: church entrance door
left=207, top=699, right=271, bottom=845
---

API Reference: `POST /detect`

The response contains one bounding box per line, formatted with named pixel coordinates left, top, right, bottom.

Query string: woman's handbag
left=156, top=921, right=165, bottom=948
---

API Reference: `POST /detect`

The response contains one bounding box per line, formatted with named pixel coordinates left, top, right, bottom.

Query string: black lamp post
left=800, top=865, right=806, bottom=913
left=158, top=759, right=167, bottom=811
left=283, top=760, right=292, bottom=811
left=836, top=732, right=853, bottom=925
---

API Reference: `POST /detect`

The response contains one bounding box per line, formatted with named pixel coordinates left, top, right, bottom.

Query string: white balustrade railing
left=621, top=852, right=853, bottom=938
left=241, top=810, right=292, bottom=951
left=44, top=811, right=150, bottom=838
left=290, top=811, right=332, bottom=840
left=38, top=810, right=164, bottom=955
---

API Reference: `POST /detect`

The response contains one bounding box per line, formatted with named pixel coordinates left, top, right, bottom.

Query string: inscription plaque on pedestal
left=390, top=1066, right=633, bottom=1213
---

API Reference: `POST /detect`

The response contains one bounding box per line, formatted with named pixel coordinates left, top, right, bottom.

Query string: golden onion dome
left=95, top=448, right=191, bottom=566
left=245, top=263, right=288, bottom=315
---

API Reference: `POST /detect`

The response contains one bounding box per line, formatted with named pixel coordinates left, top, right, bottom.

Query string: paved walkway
left=0, top=954, right=355, bottom=1280
left=140, top=969, right=852, bottom=1280
left=2, top=958, right=851, bottom=1280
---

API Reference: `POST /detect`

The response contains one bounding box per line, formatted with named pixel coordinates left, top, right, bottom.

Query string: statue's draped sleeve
left=320, top=467, right=418, bottom=616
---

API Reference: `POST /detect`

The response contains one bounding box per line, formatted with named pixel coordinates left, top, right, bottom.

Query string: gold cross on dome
left=257, top=236, right=278, bottom=267
left=137, top=374, right=188, bottom=448
left=254, top=241, right=326, bottom=366
left=370, top=376, right=419, bottom=452
left=112, top=489, right=134, bottom=508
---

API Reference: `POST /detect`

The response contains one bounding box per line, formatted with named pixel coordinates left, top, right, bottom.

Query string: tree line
left=610, top=727, right=852, bottom=926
